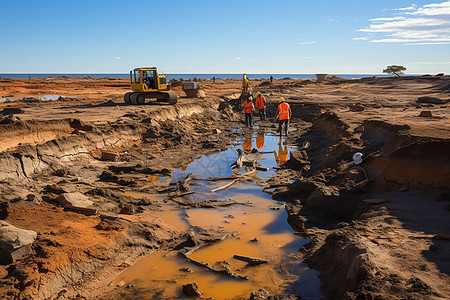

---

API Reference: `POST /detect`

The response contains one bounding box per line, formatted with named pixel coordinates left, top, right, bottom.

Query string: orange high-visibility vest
left=243, top=100, right=254, bottom=114
left=278, top=102, right=290, bottom=120
left=255, top=96, right=265, bottom=109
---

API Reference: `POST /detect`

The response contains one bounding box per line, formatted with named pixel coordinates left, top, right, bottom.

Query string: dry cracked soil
left=0, top=75, right=449, bottom=299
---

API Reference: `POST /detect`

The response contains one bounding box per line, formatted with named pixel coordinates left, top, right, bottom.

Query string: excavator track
left=165, top=91, right=178, bottom=104
left=124, top=91, right=178, bottom=105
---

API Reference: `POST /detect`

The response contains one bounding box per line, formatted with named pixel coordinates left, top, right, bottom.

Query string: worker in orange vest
left=274, top=97, right=291, bottom=136
left=254, top=92, right=266, bottom=120
left=243, top=96, right=254, bottom=127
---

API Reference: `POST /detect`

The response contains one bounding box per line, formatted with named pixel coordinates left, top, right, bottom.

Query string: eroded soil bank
left=0, top=76, right=449, bottom=299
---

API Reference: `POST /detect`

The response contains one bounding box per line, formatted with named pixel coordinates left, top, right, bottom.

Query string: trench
left=113, top=129, right=323, bottom=299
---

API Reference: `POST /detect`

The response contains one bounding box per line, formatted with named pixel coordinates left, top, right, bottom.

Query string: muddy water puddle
left=115, top=130, right=322, bottom=299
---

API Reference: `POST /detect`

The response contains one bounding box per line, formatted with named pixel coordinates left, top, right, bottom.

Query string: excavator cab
left=125, top=67, right=177, bottom=104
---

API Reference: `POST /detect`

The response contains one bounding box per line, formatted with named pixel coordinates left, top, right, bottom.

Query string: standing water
left=114, top=129, right=322, bottom=299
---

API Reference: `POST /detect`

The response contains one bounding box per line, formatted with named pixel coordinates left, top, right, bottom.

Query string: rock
left=182, top=282, right=202, bottom=298
left=44, top=184, right=67, bottom=195
left=0, top=220, right=37, bottom=264
left=117, top=261, right=131, bottom=269
left=354, top=124, right=364, bottom=133
left=348, top=104, right=365, bottom=112
left=117, top=280, right=126, bottom=287
left=99, top=170, right=119, bottom=181
left=419, top=110, right=433, bottom=117
left=0, top=108, right=24, bottom=115
left=179, top=267, right=193, bottom=273
left=119, top=204, right=135, bottom=215
left=285, top=203, right=306, bottom=232
left=69, top=118, right=93, bottom=131
left=57, top=192, right=94, bottom=209
left=249, top=289, right=270, bottom=300
left=25, top=194, right=41, bottom=203
left=52, top=168, right=69, bottom=177
left=233, top=254, right=268, bottom=266
left=285, top=150, right=309, bottom=170
left=306, top=185, right=340, bottom=208
left=213, top=129, right=221, bottom=134
left=101, top=151, right=119, bottom=162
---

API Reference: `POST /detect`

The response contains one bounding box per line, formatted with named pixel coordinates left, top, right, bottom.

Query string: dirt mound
left=366, top=138, right=450, bottom=189
left=311, top=112, right=351, bottom=141
left=258, top=81, right=272, bottom=87
left=289, top=103, right=322, bottom=122
left=1, top=108, right=24, bottom=115
left=432, top=80, right=450, bottom=90
left=417, top=96, right=448, bottom=104
left=361, top=120, right=410, bottom=154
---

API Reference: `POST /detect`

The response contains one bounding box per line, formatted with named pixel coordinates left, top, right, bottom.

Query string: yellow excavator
left=124, top=67, right=178, bottom=105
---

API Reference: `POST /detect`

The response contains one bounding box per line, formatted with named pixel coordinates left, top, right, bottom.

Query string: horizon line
left=0, top=72, right=426, bottom=75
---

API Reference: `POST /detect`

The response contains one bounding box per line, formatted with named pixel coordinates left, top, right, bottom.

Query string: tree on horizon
left=383, top=65, right=407, bottom=77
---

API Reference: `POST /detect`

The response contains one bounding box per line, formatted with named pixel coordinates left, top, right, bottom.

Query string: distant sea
left=0, top=73, right=393, bottom=80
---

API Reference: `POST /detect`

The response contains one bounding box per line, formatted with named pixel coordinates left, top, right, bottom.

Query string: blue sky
left=0, top=0, right=449, bottom=74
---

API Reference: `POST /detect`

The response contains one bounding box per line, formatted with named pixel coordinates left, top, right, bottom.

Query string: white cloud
left=370, top=17, right=406, bottom=21
left=352, top=37, right=368, bottom=40
left=357, top=1, right=450, bottom=44
left=235, top=57, right=241, bottom=60
left=299, top=41, right=316, bottom=45
left=394, top=5, right=417, bottom=11
left=114, top=57, right=121, bottom=60
left=407, top=1, right=450, bottom=16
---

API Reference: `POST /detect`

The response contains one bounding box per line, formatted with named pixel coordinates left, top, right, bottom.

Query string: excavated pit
left=110, top=131, right=322, bottom=299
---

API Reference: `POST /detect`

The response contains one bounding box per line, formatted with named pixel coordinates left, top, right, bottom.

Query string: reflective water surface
left=114, top=130, right=322, bottom=299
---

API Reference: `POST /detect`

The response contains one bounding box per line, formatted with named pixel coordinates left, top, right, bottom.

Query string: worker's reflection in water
left=256, top=133, right=265, bottom=149
left=274, top=138, right=289, bottom=166
left=242, top=135, right=253, bottom=151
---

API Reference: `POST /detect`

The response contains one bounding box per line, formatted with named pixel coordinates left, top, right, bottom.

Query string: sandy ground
left=0, top=75, right=449, bottom=299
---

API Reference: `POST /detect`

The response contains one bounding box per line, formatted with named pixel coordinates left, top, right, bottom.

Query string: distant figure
left=274, top=138, right=289, bottom=166
left=255, top=92, right=266, bottom=120
left=256, top=133, right=265, bottom=149
left=242, top=74, right=250, bottom=95
left=212, top=76, right=216, bottom=84
left=243, top=96, right=254, bottom=127
left=274, top=97, right=291, bottom=136
left=270, top=75, right=273, bottom=83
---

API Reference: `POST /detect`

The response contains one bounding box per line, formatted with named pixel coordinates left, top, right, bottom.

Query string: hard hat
left=279, top=97, right=285, bottom=103
left=256, top=92, right=261, bottom=95
left=249, top=96, right=252, bottom=100
left=353, top=152, right=363, bottom=165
